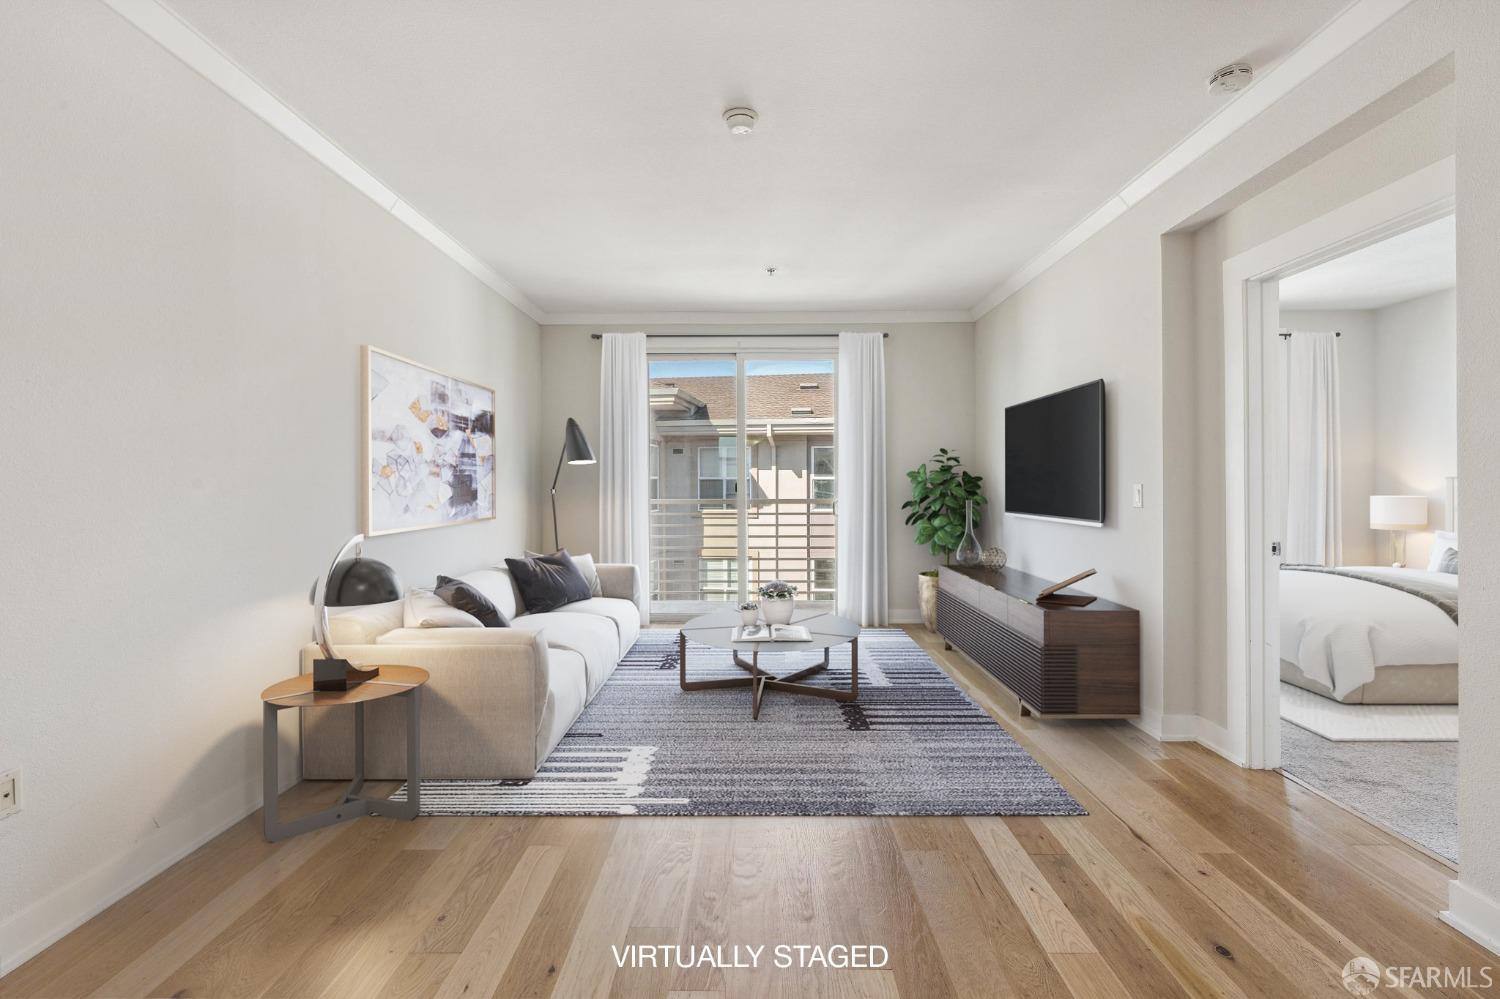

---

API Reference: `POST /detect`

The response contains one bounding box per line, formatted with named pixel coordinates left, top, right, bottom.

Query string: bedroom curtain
left=1284, top=330, right=1343, bottom=567
left=597, top=332, right=650, bottom=623
left=835, top=331, right=889, bottom=626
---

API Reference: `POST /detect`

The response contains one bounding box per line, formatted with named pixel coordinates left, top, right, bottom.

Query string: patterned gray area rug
left=392, top=628, right=1085, bottom=817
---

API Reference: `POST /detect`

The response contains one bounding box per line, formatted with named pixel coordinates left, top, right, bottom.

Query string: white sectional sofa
left=299, top=561, right=641, bottom=779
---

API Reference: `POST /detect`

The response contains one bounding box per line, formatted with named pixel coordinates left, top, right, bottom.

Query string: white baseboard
left=1131, top=711, right=1244, bottom=766
left=0, top=770, right=291, bottom=978
left=1442, top=880, right=1500, bottom=957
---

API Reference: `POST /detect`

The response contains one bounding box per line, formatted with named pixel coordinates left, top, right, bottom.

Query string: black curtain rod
left=590, top=331, right=888, bottom=340
left=1279, top=330, right=1341, bottom=339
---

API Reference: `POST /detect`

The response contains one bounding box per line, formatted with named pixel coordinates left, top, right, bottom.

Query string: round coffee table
left=678, top=607, right=861, bottom=719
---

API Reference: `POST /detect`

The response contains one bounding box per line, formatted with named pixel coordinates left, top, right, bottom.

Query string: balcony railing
left=649, top=497, right=836, bottom=611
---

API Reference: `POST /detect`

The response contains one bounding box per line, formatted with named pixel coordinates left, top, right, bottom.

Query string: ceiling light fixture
left=765, top=266, right=777, bottom=277
left=1207, top=62, right=1254, bottom=95
left=723, top=107, right=758, bottom=135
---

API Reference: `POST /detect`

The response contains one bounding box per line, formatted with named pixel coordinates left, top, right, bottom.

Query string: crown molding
left=540, top=309, right=974, bottom=327
left=101, top=0, right=546, bottom=324
left=968, top=0, right=1415, bottom=322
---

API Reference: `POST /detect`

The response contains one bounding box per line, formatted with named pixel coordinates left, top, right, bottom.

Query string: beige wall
left=538, top=323, right=974, bottom=620
left=0, top=2, right=541, bottom=972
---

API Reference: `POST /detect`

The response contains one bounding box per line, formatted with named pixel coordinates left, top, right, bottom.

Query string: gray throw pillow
left=525, top=549, right=602, bottom=596
left=1438, top=548, right=1459, bottom=574
left=504, top=553, right=593, bottom=613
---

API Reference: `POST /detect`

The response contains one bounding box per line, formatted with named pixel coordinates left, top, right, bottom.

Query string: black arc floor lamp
left=551, top=417, right=596, bottom=550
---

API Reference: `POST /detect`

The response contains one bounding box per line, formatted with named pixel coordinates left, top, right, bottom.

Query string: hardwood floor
left=2, top=626, right=1492, bottom=998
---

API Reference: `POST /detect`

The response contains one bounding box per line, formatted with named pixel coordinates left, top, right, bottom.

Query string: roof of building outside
left=650, top=373, right=832, bottom=421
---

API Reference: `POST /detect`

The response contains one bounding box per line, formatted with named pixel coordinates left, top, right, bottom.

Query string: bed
left=1279, top=543, right=1458, bottom=704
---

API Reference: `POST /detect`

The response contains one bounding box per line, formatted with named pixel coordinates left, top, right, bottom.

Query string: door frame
left=1220, top=157, right=1454, bottom=769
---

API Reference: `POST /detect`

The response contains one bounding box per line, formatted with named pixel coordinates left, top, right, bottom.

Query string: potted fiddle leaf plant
left=903, top=449, right=986, bottom=630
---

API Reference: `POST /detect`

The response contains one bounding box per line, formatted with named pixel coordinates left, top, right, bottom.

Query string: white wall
left=975, top=2, right=1456, bottom=739
left=1373, top=288, right=1458, bottom=567
left=1279, top=293, right=1457, bottom=570
left=1279, top=309, right=1380, bottom=565
left=1451, top=0, right=1500, bottom=949
left=1186, top=83, right=1454, bottom=728
left=0, top=2, right=541, bottom=973
left=538, top=323, right=974, bottom=620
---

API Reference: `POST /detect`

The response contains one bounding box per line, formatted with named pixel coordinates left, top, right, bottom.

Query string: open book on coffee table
left=733, top=623, right=812, bottom=642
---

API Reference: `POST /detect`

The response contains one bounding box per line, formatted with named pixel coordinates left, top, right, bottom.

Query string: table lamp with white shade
left=1370, top=495, right=1428, bottom=568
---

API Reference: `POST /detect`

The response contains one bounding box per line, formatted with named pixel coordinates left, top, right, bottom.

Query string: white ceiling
left=1280, top=214, right=1456, bottom=311
left=163, top=0, right=1344, bottom=316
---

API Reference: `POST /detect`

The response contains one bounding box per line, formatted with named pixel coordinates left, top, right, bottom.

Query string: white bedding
left=1279, top=566, right=1458, bottom=698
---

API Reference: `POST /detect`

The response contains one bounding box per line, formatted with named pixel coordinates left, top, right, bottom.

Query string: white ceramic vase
left=762, top=599, right=795, bottom=626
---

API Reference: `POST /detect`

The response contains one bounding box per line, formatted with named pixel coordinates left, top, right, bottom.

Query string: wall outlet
left=0, top=769, right=17, bottom=819
left=1132, top=483, right=1144, bottom=508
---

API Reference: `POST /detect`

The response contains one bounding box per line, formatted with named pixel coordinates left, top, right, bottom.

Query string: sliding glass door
left=648, top=349, right=836, bottom=618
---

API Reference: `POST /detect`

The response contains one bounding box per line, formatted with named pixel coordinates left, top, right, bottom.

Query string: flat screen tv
left=1004, top=379, right=1105, bottom=526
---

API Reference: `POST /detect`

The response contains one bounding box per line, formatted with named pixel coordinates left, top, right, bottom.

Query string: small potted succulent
left=757, top=580, right=797, bottom=625
left=738, top=600, right=760, bottom=626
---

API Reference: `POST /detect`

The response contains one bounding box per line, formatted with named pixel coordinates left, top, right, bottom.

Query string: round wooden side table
left=260, top=665, right=428, bottom=842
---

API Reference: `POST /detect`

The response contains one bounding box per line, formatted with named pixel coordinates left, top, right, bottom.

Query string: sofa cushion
left=456, top=567, right=522, bottom=620
left=553, top=597, right=640, bottom=657
left=403, top=589, right=483, bottom=629
left=505, top=554, right=593, bottom=614
left=508, top=611, right=619, bottom=698
left=436, top=575, right=509, bottom=627
left=326, top=599, right=403, bottom=645
left=538, top=648, right=588, bottom=764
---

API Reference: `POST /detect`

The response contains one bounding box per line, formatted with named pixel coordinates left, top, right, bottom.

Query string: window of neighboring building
left=700, top=557, right=739, bottom=597
left=813, top=557, right=835, bottom=596
left=698, top=442, right=738, bottom=500
left=649, top=442, right=660, bottom=499
left=811, top=444, right=835, bottom=509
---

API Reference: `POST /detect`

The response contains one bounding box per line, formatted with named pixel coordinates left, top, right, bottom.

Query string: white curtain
left=598, top=332, right=650, bottom=622
left=1284, top=331, right=1343, bottom=566
left=835, top=332, right=888, bottom=626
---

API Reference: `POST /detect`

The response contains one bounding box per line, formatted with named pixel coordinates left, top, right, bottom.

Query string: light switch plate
left=1132, top=483, right=1144, bottom=508
left=0, top=769, right=17, bottom=820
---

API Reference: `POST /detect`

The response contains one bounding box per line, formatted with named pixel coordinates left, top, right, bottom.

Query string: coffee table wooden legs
left=678, top=632, right=859, bottom=719
left=678, top=630, right=758, bottom=692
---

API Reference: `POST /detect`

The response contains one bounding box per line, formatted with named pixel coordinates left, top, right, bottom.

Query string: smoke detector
left=1208, top=63, right=1254, bottom=94
left=723, top=107, right=758, bottom=135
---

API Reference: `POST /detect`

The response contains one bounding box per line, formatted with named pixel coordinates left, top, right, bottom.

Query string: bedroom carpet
left=390, top=627, right=1085, bottom=817
left=1279, top=682, right=1458, bottom=741
left=1280, top=719, right=1457, bottom=862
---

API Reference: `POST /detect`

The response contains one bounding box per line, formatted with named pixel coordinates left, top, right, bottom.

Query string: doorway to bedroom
left=1270, top=212, right=1459, bottom=864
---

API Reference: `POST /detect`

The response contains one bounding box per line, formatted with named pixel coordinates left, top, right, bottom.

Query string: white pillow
left=456, top=567, right=521, bottom=620
left=403, top=588, right=483, bottom=628
left=1427, top=530, right=1458, bottom=572
left=525, top=549, right=603, bottom=596
left=326, top=599, right=403, bottom=645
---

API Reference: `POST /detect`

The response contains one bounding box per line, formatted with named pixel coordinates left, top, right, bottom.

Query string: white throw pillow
left=1427, top=530, right=1458, bottom=572
left=403, top=588, right=483, bottom=628
left=525, top=549, right=603, bottom=596
left=326, top=599, right=403, bottom=645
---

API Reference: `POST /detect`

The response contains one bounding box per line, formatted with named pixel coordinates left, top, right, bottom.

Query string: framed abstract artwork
left=363, top=346, right=496, bottom=536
